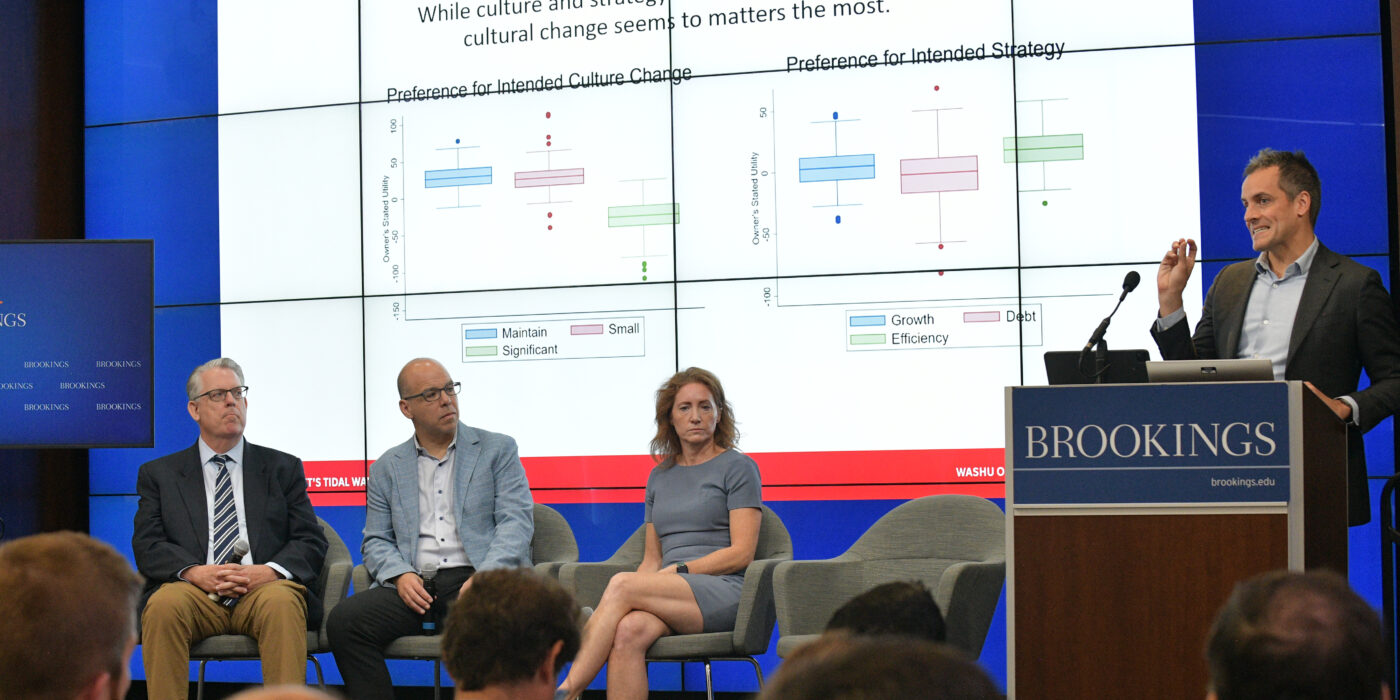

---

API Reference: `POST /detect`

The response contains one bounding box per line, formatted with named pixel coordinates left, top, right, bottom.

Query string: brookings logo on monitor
left=0, top=300, right=27, bottom=328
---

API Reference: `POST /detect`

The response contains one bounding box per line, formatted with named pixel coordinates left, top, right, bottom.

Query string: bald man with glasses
left=329, top=357, right=534, bottom=700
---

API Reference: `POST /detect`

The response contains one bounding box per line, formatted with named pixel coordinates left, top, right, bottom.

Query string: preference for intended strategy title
left=385, top=40, right=1066, bottom=101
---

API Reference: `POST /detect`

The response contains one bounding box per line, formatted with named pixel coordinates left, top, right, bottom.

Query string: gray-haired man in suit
left=1153, top=149, right=1400, bottom=526
left=329, top=357, right=534, bottom=700
left=134, top=357, right=327, bottom=699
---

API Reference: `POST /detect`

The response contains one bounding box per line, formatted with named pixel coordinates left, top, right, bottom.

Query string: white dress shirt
left=413, top=437, right=472, bottom=571
left=190, top=437, right=293, bottom=580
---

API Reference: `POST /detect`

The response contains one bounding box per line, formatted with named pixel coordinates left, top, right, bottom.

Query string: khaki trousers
left=141, top=580, right=309, bottom=700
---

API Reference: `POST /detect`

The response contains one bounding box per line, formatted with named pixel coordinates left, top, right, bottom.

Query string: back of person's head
left=1206, top=569, right=1386, bottom=700
left=0, top=531, right=143, bottom=700
left=825, top=580, right=946, bottom=642
left=443, top=568, right=581, bottom=693
left=761, top=633, right=1001, bottom=700
left=227, top=687, right=340, bottom=700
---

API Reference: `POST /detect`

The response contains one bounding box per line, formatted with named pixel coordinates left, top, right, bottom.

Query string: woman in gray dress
left=557, top=367, right=763, bottom=700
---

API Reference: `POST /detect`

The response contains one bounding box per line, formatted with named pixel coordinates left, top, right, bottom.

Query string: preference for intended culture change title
left=386, top=39, right=1067, bottom=101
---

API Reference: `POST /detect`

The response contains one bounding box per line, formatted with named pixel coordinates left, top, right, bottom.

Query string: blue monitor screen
left=0, top=240, right=154, bottom=447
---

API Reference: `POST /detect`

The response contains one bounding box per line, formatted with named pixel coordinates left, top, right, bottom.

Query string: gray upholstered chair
left=531, top=501, right=580, bottom=579
left=189, top=517, right=353, bottom=700
left=771, top=494, right=1005, bottom=658
left=557, top=505, right=793, bottom=700
left=347, top=503, right=579, bottom=700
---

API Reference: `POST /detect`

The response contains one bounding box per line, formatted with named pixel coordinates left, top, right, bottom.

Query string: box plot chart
left=608, top=176, right=676, bottom=281
left=425, top=138, right=491, bottom=209
left=1005, top=98, right=1084, bottom=201
left=798, top=112, right=874, bottom=224
left=902, top=88, right=979, bottom=251
left=515, top=111, right=584, bottom=214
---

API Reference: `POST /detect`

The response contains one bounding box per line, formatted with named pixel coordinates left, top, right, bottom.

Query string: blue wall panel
left=1194, top=0, right=1378, bottom=42
left=1195, top=37, right=1386, bottom=261
left=85, top=117, right=220, bottom=307
left=84, top=0, right=217, bottom=125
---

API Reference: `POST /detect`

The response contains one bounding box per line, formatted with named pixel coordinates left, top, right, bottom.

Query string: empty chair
left=772, top=494, right=1005, bottom=657
left=532, top=501, right=580, bottom=579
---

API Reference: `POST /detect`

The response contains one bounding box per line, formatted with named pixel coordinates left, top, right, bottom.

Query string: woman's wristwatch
left=675, top=562, right=689, bottom=574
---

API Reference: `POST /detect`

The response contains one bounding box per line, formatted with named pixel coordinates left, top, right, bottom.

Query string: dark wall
left=0, top=1, right=87, bottom=538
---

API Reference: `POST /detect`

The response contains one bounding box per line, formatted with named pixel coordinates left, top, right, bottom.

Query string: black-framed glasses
left=402, top=382, right=460, bottom=403
left=192, top=386, right=248, bottom=403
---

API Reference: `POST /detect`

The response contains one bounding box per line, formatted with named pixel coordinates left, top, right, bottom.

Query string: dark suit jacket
left=1151, top=243, right=1400, bottom=525
left=132, top=440, right=329, bottom=626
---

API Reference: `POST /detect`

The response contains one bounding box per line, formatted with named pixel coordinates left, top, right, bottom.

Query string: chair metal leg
left=309, top=655, right=325, bottom=689
left=744, top=656, right=765, bottom=688
left=433, top=659, right=442, bottom=700
left=196, top=660, right=209, bottom=700
left=704, top=659, right=714, bottom=700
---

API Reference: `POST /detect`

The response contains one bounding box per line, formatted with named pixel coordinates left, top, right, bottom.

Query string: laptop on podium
left=1145, top=358, right=1274, bottom=383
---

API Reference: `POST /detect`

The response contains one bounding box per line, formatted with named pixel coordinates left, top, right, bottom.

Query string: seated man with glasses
left=133, top=357, right=328, bottom=700
left=329, top=357, right=534, bottom=700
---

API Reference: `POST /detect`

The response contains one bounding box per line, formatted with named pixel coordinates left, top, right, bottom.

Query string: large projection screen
left=85, top=0, right=1392, bottom=689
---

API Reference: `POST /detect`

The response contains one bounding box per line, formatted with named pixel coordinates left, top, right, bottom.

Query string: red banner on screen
left=303, top=447, right=1006, bottom=507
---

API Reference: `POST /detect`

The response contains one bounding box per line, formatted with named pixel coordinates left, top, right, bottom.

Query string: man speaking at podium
left=1152, top=149, right=1400, bottom=526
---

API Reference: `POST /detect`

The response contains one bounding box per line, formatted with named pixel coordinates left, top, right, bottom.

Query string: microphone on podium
left=207, top=539, right=250, bottom=608
left=1078, top=271, right=1141, bottom=382
left=1082, top=271, right=1140, bottom=352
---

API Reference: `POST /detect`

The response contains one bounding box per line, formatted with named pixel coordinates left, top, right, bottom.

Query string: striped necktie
left=210, top=454, right=240, bottom=564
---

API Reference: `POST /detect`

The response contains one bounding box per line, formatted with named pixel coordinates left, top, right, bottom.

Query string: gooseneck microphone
left=208, top=538, right=250, bottom=607
left=1082, top=271, right=1141, bottom=352
left=1079, top=271, right=1141, bottom=382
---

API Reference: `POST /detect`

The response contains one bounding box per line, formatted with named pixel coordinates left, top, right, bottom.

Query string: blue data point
left=832, top=111, right=839, bottom=120
left=835, top=215, right=842, bottom=224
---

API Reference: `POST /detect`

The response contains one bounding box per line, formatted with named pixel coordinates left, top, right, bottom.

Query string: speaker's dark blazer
left=132, top=440, right=328, bottom=625
left=1151, top=242, right=1400, bottom=525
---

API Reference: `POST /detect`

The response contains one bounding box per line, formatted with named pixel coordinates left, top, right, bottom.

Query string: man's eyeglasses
left=192, top=386, right=249, bottom=403
left=402, top=382, right=461, bottom=403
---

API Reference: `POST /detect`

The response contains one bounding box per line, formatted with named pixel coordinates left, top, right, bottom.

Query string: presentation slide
left=197, top=0, right=1208, bottom=505
left=0, top=241, right=154, bottom=447
left=83, top=0, right=1389, bottom=688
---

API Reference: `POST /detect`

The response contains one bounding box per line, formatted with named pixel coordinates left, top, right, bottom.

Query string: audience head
left=443, top=568, right=581, bottom=699
left=0, top=531, right=143, bottom=700
left=227, top=688, right=340, bottom=700
left=649, top=367, right=738, bottom=462
left=1205, top=569, right=1387, bottom=700
left=826, top=580, right=946, bottom=642
left=762, top=633, right=1001, bottom=700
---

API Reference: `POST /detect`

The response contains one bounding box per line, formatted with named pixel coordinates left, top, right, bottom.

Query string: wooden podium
left=1004, top=381, right=1347, bottom=699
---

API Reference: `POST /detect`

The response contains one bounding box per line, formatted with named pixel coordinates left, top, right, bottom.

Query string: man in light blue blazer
left=328, top=357, right=534, bottom=700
